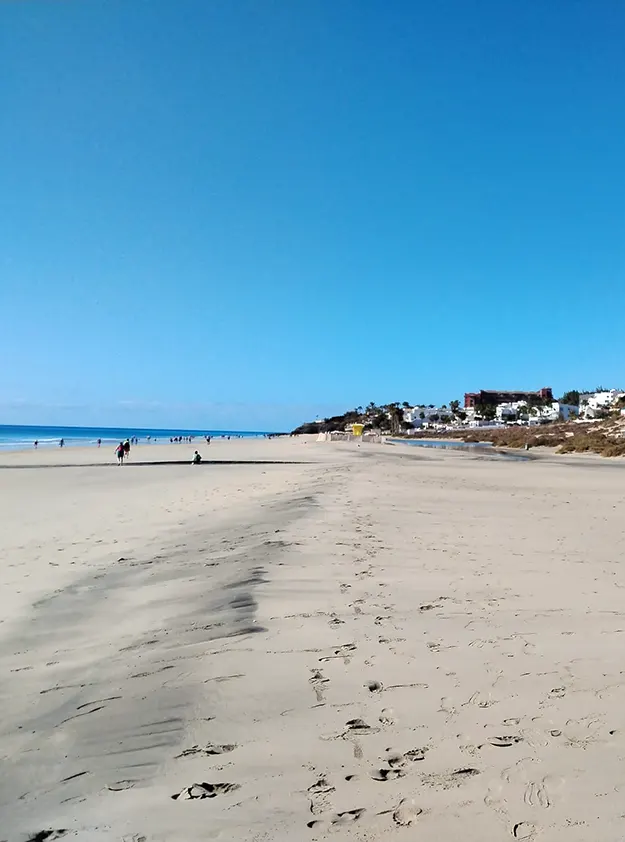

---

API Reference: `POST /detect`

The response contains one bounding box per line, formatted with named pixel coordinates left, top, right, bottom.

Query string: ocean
left=0, top=424, right=273, bottom=451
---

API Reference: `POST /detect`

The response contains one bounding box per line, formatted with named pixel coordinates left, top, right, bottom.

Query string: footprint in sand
left=107, top=780, right=136, bottom=791
left=392, top=798, right=423, bottom=826
left=371, top=747, right=429, bottom=781
left=372, top=767, right=405, bottom=781
left=342, top=719, right=378, bottom=759
left=483, top=735, right=523, bottom=748
left=404, top=747, right=429, bottom=762
left=524, top=774, right=564, bottom=808
left=308, top=776, right=336, bottom=815
left=308, top=777, right=335, bottom=794
left=309, top=670, right=330, bottom=703
left=465, top=691, right=498, bottom=709
left=379, top=708, right=395, bottom=725
left=344, top=718, right=378, bottom=736
left=513, top=821, right=537, bottom=840
left=548, top=687, right=566, bottom=699
left=176, top=743, right=237, bottom=759
left=307, top=808, right=366, bottom=830
left=524, top=781, right=550, bottom=808
left=366, top=680, right=383, bottom=693
left=171, top=782, right=240, bottom=800
left=25, top=834, right=68, bottom=842
left=319, top=643, right=357, bottom=663
left=385, top=747, right=428, bottom=766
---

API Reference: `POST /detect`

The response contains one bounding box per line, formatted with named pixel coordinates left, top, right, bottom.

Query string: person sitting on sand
left=116, top=442, right=125, bottom=465
left=192, top=450, right=202, bottom=464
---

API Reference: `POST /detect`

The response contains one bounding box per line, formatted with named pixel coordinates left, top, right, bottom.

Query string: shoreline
left=0, top=437, right=308, bottom=467
left=0, top=435, right=272, bottom=455
left=0, top=424, right=281, bottom=454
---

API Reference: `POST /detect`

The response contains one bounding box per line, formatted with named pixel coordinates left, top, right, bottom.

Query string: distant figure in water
left=116, top=442, right=125, bottom=465
left=192, top=450, right=202, bottom=464
left=123, top=438, right=130, bottom=459
left=59, top=438, right=64, bottom=448
left=34, top=440, right=38, bottom=448
left=97, top=438, right=102, bottom=448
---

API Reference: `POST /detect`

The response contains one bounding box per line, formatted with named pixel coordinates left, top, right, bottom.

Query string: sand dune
left=2, top=438, right=625, bottom=841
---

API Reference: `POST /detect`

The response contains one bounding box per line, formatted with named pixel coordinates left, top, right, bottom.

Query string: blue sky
left=2, top=0, right=624, bottom=430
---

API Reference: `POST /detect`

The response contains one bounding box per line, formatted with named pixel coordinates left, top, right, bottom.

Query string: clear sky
left=2, top=0, right=624, bottom=431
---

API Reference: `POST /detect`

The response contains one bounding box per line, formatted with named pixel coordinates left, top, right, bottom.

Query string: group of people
left=115, top=439, right=131, bottom=465
left=31, top=433, right=213, bottom=459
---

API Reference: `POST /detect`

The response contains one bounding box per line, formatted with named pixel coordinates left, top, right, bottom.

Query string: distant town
left=294, top=387, right=625, bottom=436
left=292, top=388, right=625, bottom=457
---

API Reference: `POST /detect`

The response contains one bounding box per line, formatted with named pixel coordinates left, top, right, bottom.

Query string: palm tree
left=476, top=402, right=496, bottom=421
left=387, top=403, right=404, bottom=435
left=450, top=399, right=460, bottom=415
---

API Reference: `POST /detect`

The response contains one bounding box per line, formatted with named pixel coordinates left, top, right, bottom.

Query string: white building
left=495, top=401, right=524, bottom=422
left=403, top=406, right=454, bottom=428
left=495, top=401, right=579, bottom=424
left=579, top=390, right=624, bottom=418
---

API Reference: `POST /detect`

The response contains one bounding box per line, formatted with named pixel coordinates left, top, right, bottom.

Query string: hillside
left=424, top=418, right=625, bottom=457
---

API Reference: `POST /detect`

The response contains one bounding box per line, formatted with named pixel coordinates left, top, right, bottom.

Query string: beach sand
left=2, top=438, right=625, bottom=841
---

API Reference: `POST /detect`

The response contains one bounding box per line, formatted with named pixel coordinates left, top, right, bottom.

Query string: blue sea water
left=0, top=424, right=274, bottom=451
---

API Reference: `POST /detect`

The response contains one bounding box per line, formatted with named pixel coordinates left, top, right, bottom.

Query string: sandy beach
left=2, top=437, right=625, bottom=841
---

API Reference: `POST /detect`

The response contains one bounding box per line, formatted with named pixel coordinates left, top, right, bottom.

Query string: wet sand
left=2, top=438, right=625, bottom=841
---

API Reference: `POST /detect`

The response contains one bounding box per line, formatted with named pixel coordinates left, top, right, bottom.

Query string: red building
left=464, top=387, right=553, bottom=409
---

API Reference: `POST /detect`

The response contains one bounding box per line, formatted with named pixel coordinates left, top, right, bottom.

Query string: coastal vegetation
left=291, top=402, right=415, bottom=436
left=446, top=421, right=625, bottom=457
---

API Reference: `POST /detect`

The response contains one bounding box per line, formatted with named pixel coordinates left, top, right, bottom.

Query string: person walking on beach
left=59, top=438, right=64, bottom=448
left=97, top=438, right=102, bottom=448
left=34, top=440, right=38, bottom=448
left=192, top=450, right=202, bottom=464
left=123, top=438, right=130, bottom=460
left=116, top=442, right=125, bottom=465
